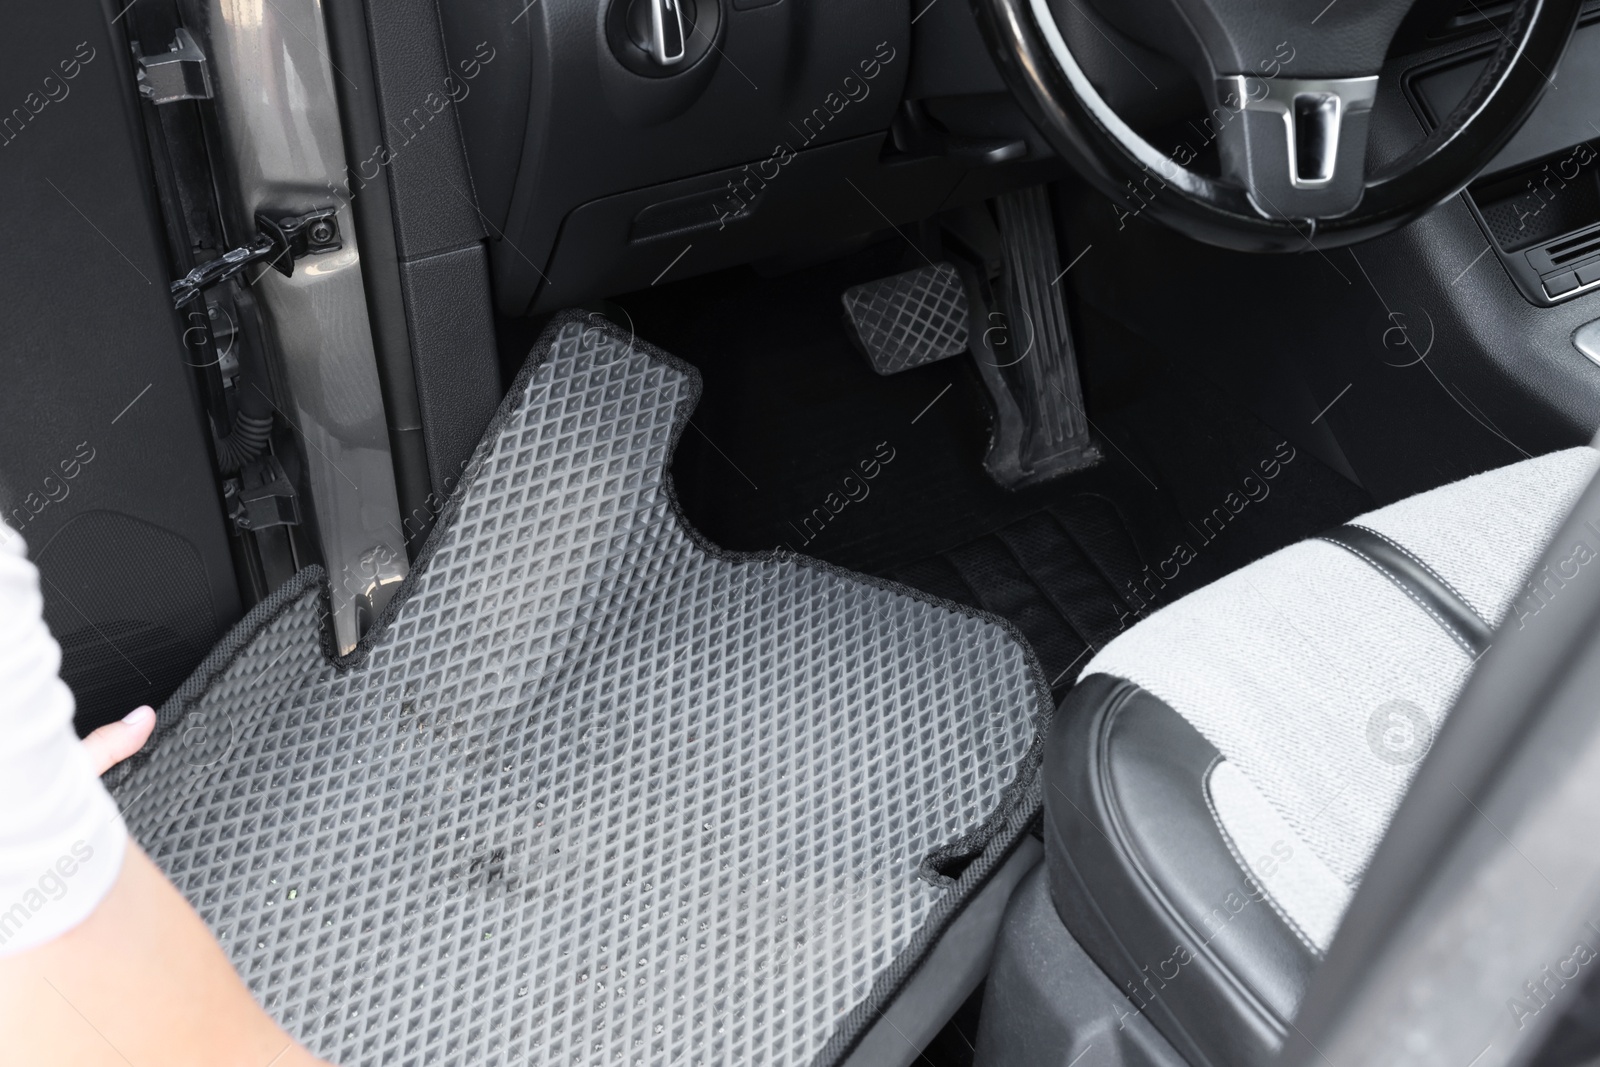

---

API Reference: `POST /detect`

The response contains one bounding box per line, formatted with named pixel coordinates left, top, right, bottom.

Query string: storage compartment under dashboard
left=1467, top=147, right=1600, bottom=301
left=1409, top=13, right=1600, bottom=305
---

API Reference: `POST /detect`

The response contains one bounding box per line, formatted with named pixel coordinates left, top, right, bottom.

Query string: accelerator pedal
left=842, top=188, right=1099, bottom=488
left=967, top=185, right=1100, bottom=487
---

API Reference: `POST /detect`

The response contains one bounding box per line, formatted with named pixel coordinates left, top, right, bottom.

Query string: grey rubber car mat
left=109, top=311, right=1051, bottom=1067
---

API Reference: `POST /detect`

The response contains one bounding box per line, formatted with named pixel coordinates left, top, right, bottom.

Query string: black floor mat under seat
left=889, top=495, right=1147, bottom=698
left=616, top=241, right=1375, bottom=700
left=108, top=314, right=1052, bottom=1067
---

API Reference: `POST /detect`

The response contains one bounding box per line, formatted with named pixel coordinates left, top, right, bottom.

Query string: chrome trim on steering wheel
left=974, top=0, right=1583, bottom=251
left=1224, top=75, right=1379, bottom=190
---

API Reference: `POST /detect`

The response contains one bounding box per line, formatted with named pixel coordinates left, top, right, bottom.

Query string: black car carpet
left=618, top=240, right=1373, bottom=700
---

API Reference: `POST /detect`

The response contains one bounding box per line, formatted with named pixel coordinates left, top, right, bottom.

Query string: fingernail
left=123, top=705, right=154, bottom=725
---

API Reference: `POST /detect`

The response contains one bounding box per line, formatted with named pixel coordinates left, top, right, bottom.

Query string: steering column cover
left=1093, top=0, right=1412, bottom=80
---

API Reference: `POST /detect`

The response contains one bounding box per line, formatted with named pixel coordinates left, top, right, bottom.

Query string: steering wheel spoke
left=1217, top=73, right=1379, bottom=220
left=972, top=0, right=1584, bottom=249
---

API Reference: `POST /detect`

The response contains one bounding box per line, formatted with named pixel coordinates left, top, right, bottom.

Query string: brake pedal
left=840, top=188, right=1099, bottom=488
left=841, top=261, right=970, bottom=375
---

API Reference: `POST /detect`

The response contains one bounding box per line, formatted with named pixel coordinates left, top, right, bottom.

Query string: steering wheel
left=970, top=0, right=1583, bottom=250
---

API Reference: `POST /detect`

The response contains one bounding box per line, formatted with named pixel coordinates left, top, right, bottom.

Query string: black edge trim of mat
left=107, top=308, right=1056, bottom=1067
left=103, top=563, right=326, bottom=794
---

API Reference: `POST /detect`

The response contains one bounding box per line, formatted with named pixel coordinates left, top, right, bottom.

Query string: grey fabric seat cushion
left=1044, top=446, right=1599, bottom=1067
left=1087, top=445, right=1599, bottom=945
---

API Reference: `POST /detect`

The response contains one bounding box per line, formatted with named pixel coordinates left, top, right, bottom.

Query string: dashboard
left=439, top=0, right=1062, bottom=315
left=440, top=0, right=1600, bottom=316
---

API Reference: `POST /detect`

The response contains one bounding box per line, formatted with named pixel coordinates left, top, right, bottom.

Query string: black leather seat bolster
left=1319, top=523, right=1493, bottom=655
left=1043, top=674, right=1320, bottom=1067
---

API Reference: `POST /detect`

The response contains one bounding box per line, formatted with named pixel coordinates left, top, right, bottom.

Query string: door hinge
left=134, top=27, right=213, bottom=104
left=170, top=207, right=342, bottom=308
left=224, top=454, right=301, bottom=532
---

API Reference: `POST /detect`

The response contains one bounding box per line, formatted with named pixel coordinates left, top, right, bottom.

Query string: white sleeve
left=0, top=530, right=128, bottom=957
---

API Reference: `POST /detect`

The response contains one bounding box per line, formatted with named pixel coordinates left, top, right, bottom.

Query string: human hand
left=81, top=705, right=156, bottom=775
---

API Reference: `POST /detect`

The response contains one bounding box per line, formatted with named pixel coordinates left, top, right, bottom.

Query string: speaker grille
left=36, top=510, right=219, bottom=731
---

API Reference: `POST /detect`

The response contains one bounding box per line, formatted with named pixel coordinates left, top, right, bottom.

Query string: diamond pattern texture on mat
left=116, top=318, right=1038, bottom=1067
left=841, top=262, right=970, bottom=375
